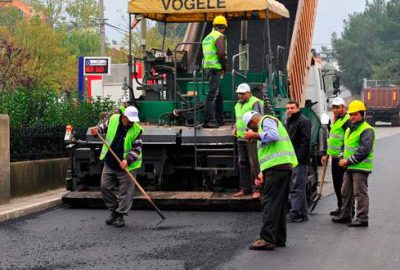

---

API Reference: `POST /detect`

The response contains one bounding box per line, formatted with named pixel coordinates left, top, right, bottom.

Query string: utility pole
left=140, top=19, right=147, bottom=53
left=99, top=0, right=106, bottom=56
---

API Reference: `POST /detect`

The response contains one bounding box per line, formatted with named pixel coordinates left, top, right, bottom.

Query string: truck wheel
left=391, top=116, right=400, bottom=127
left=366, top=117, right=375, bottom=126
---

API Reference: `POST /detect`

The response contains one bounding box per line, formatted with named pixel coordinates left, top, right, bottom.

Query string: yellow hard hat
left=348, top=100, right=367, bottom=114
left=213, top=15, right=228, bottom=27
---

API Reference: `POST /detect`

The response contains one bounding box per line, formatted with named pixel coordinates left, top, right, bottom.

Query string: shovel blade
left=309, top=194, right=321, bottom=214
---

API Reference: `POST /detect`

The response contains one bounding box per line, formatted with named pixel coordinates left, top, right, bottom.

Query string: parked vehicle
left=362, top=79, right=400, bottom=126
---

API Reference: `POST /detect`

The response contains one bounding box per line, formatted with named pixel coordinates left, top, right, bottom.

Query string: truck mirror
left=333, top=88, right=341, bottom=95
left=333, top=75, right=340, bottom=91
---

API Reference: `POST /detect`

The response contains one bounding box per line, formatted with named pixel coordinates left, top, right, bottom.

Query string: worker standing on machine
left=202, top=15, right=228, bottom=128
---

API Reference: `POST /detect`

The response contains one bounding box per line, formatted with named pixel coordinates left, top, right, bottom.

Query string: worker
left=321, top=97, right=350, bottom=216
left=114, top=96, right=129, bottom=114
left=285, top=101, right=311, bottom=222
left=243, top=111, right=298, bottom=250
left=90, top=106, right=143, bottom=227
left=202, top=15, right=228, bottom=128
left=332, top=100, right=375, bottom=227
left=233, top=83, right=264, bottom=199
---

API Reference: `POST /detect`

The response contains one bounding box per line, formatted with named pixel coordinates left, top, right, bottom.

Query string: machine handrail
left=231, top=51, right=248, bottom=122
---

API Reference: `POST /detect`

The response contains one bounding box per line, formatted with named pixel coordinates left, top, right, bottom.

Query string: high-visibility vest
left=202, top=29, right=226, bottom=70
left=344, top=121, right=375, bottom=172
left=235, top=96, right=264, bottom=138
left=257, top=115, right=298, bottom=171
left=99, top=114, right=143, bottom=171
left=327, top=114, right=350, bottom=157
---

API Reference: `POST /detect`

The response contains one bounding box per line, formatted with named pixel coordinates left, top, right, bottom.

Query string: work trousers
left=204, top=69, right=223, bottom=124
left=331, top=157, right=345, bottom=209
left=341, top=171, right=369, bottom=222
left=237, top=140, right=260, bottom=192
left=101, top=163, right=136, bottom=215
left=260, top=169, right=291, bottom=245
left=289, top=164, right=308, bottom=217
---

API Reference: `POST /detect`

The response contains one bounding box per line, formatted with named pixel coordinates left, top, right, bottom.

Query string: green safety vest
left=235, top=96, right=264, bottom=138
left=99, top=114, right=143, bottom=171
left=202, top=29, right=227, bottom=70
left=257, top=115, right=298, bottom=171
left=344, top=121, right=375, bottom=172
left=327, top=114, right=350, bottom=157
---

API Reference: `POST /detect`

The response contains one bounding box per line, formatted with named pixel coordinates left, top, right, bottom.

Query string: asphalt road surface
left=1, top=126, right=400, bottom=270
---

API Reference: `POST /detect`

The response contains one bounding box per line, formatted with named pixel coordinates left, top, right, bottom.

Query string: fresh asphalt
left=1, top=127, right=400, bottom=270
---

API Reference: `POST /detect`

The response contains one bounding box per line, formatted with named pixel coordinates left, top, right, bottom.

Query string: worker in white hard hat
left=90, top=106, right=143, bottom=227
left=233, top=83, right=264, bottom=199
left=243, top=111, right=297, bottom=250
left=321, top=97, right=351, bottom=217
left=202, top=15, right=228, bottom=128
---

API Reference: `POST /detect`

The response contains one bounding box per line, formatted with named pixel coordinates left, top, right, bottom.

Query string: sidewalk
left=0, top=188, right=66, bottom=223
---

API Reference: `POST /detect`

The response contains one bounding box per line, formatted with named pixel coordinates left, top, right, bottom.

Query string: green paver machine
left=64, top=0, right=322, bottom=204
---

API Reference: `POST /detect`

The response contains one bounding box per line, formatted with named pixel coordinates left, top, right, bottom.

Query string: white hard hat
left=236, top=83, right=251, bottom=94
left=332, top=97, right=345, bottom=106
left=243, top=111, right=260, bottom=127
left=123, top=106, right=140, bottom=122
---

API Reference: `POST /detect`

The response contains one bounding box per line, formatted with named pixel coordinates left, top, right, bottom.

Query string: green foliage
left=0, top=7, right=23, bottom=27
left=26, top=0, right=68, bottom=29
left=0, top=88, right=115, bottom=129
left=61, top=28, right=100, bottom=56
left=332, top=0, right=400, bottom=94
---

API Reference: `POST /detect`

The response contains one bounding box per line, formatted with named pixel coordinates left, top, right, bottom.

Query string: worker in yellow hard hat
left=202, top=15, right=228, bottom=128
left=332, top=100, right=375, bottom=227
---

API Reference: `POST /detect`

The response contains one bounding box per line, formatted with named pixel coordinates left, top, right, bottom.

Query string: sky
left=104, top=0, right=367, bottom=51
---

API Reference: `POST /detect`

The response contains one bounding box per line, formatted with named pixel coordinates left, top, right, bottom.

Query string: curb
left=0, top=198, right=63, bottom=223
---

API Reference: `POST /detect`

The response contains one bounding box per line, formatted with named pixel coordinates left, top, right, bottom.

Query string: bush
left=0, top=87, right=116, bottom=161
left=0, top=87, right=115, bottom=128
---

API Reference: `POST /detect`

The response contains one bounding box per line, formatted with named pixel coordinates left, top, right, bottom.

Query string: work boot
left=252, top=192, right=261, bottom=200
left=347, top=219, right=368, bottom=227
left=105, top=211, right=118, bottom=225
left=330, top=208, right=341, bottom=216
left=203, top=122, right=219, bottom=128
left=249, top=239, right=275, bottom=250
left=233, top=190, right=251, bottom=197
left=286, top=214, right=308, bottom=223
left=114, top=214, right=125, bottom=227
left=331, top=216, right=352, bottom=224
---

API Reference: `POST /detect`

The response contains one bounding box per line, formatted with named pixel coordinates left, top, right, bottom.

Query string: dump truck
left=362, top=79, right=400, bottom=126
left=63, top=0, right=324, bottom=208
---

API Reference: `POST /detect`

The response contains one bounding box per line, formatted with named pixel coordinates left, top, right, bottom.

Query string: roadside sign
left=83, top=57, right=111, bottom=75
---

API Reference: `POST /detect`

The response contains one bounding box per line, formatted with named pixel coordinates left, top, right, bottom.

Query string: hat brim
left=127, top=116, right=140, bottom=122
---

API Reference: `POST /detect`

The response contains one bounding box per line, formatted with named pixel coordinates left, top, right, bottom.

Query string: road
left=1, top=126, right=400, bottom=270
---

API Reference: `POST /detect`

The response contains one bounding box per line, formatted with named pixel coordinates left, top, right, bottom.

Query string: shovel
left=309, top=155, right=329, bottom=214
left=97, top=133, right=166, bottom=223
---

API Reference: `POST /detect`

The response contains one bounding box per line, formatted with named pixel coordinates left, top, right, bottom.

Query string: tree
left=0, top=36, right=35, bottom=91
left=7, top=17, right=76, bottom=92
left=0, top=7, right=24, bottom=28
left=332, top=0, right=400, bottom=94
left=26, top=0, right=68, bottom=29
left=65, top=0, right=99, bottom=28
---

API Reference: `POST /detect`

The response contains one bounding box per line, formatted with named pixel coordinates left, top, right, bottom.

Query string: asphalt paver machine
left=64, top=0, right=322, bottom=205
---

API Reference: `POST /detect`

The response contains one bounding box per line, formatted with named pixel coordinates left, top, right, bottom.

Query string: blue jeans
left=204, top=69, right=223, bottom=123
left=289, top=164, right=308, bottom=217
